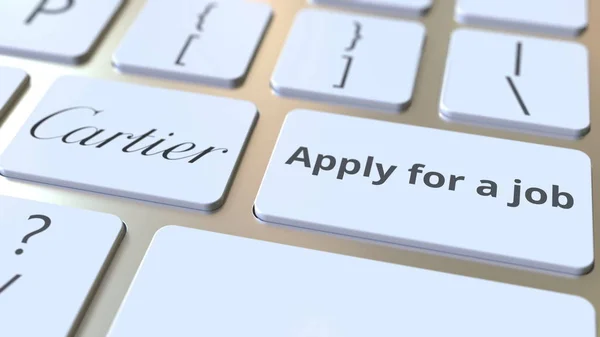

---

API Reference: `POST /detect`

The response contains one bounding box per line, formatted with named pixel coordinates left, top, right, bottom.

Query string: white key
left=113, top=0, right=272, bottom=88
left=455, top=0, right=588, bottom=37
left=0, top=67, right=28, bottom=116
left=0, top=0, right=123, bottom=64
left=0, top=196, right=125, bottom=337
left=108, top=225, right=595, bottom=337
left=311, top=0, right=432, bottom=17
left=0, top=76, right=257, bottom=211
left=255, top=110, right=593, bottom=275
left=440, top=29, right=589, bottom=139
left=271, top=9, right=425, bottom=112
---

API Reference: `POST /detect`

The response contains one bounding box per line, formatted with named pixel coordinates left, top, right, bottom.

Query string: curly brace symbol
left=176, top=2, right=218, bottom=66
left=344, top=21, right=362, bottom=52
left=196, top=2, right=218, bottom=32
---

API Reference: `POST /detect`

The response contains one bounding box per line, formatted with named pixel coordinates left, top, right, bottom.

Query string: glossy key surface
left=0, top=0, right=123, bottom=63
left=109, top=226, right=595, bottom=337
left=0, top=76, right=257, bottom=211
left=456, top=0, right=588, bottom=37
left=271, top=9, right=425, bottom=112
left=0, top=196, right=125, bottom=337
left=255, top=110, right=594, bottom=275
left=311, top=0, right=433, bottom=17
left=114, top=0, right=272, bottom=87
left=440, top=29, right=590, bottom=139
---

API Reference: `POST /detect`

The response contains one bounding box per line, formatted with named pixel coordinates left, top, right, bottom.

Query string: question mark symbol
left=15, top=214, right=52, bottom=255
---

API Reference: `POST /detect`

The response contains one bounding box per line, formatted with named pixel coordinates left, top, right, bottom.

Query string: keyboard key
left=0, top=196, right=125, bottom=337
left=0, top=76, right=257, bottom=211
left=271, top=9, right=425, bottom=112
left=0, top=0, right=123, bottom=64
left=0, top=67, right=28, bottom=116
left=255, top=110, right=593, bottom=275
left=440, top=29, right=589, bottom=139
left=456, top=0, right=588, bottom=37
left=109, top=225, right=595, bottom=337
left=113, top=0, right=272, bottom=88
left=311, top=0, right=432, bottom=17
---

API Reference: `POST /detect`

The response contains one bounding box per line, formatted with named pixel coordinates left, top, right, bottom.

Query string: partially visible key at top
left=0, top=67, right=28, bottom=117
left=108, top=226, right=595, bottom=337
left=0, top=0, right=123, bottom=63
left=456, top=0, right=588, bottom=37
left=0, top=196, right=125, bottom=337
left=311, top=0, right=433, bottom=17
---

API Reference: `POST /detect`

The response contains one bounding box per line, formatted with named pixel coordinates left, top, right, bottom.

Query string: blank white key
left=456, top=0, right=588, bottom=37
left=0, top=67, right=28, bottom=116
left=255, top=110, right=593, bottom=275
left=271, top=9, right=425, bottom=112
left=0, top=196, right=125, bottom=337
left=108, top=226, right=595, bottom=337
left=440, top=29, right=589, bottom=139
left=113, top=0, right=272, bottom=88
left=0, top=76, right=257, bottom=211
left=311, top=0, right=433, bottom=17
left=0, top=0, right=123, bottom=64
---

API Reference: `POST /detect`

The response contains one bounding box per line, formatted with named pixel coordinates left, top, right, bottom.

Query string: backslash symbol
left=505, top=41, right=530, bottom=116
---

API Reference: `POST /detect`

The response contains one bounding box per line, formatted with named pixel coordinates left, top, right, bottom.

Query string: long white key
left=108, top=226, right=595, bottom=337
left=311, top=0, right=432, bottom=17
left=0, top=0, right=123, bottom=64
left=440, top=29, right=589, bottom=139
left=456, top=0, right=588, bottom=37
left=0, top=67, right=28, bottom=116
left=0, top=77, right=257, bottom=211
left=271, top=9, right=425, bottom=112
left=113, top=0, right=272, bottom=88
left=0, top=196, right=125, bottom=337
left=255, top=110, right=593, bottom=275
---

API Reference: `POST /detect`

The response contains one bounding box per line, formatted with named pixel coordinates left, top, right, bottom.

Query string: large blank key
left=255, top=110, right=593, bottom=275
left=0, top=196, right=125, bottom=337
left=456, top=0, right=588, bottom=37
left=109, top=226, right=595, bottom=336
left=271, top=9, right=425, bottom=112
left=0, top=77, right=257, bottom=211
left=0, top=0, right=123, bottom=64
left=113, top=0, right=272, bottom=87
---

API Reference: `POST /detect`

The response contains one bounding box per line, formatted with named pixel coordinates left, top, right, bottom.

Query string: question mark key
left=0, top=196, right=125, bottom=336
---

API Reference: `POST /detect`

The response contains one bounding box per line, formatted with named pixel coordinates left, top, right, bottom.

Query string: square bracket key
left=113, top=0, right=272, bottom=88
left=271, top=9, right=425, bottom=112
left=440, top=29, right=590, bottom=139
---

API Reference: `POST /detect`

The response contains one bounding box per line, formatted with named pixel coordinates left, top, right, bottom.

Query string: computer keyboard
left=0, top=0, right=597, bottom=336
